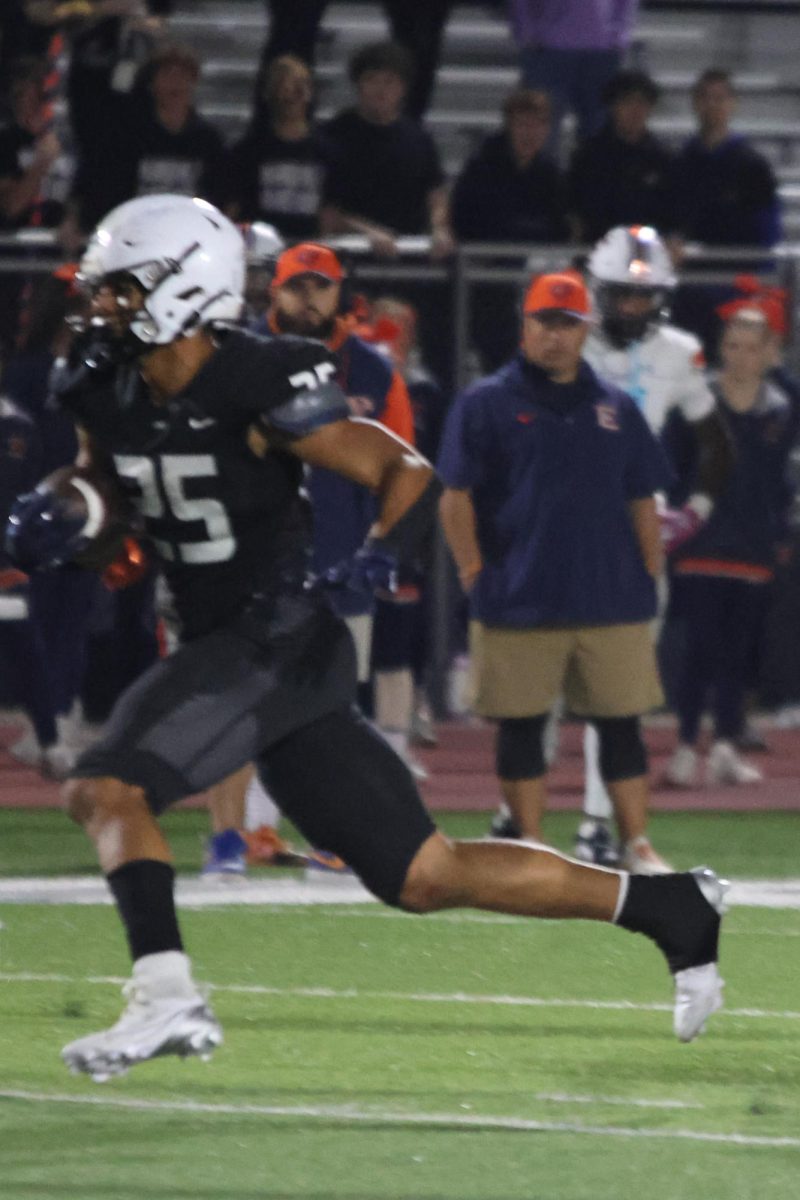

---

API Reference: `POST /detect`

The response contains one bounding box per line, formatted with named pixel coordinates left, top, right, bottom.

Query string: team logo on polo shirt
left=516, top=413, right=535, bottom=425
left=595, top=403, right=620, bottom=431
left=346, top=394, right=376, bottom=417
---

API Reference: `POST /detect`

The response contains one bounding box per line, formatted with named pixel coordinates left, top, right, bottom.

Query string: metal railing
left=2, top=230, right=799, bottom=381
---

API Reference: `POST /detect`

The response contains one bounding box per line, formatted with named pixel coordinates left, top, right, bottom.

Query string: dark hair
left=502, top=87, right=552, bottom=123
left=603, top=69, right=660, bottom=107
left=692, top=68, right=735, bottom=98
left=137, top=42, right=201, bottom=94
left=349, top=41, right=414, bottom=87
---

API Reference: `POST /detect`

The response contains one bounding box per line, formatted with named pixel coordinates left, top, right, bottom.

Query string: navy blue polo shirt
left=438, top=355, right=671, bottom=627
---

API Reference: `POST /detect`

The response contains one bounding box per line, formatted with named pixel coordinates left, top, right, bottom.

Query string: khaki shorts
left=468, top=621, right=663, bottom=719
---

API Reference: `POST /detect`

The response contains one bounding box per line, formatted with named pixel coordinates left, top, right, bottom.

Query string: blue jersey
left=438, top=355, right=671, bottom=627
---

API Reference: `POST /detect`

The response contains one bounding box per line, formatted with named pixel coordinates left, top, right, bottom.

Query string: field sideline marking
left=0, top=1089, right=797, bottom=1149
left=1, top=875, right=800, bottom=909
left=1, top=971, right=799, bottom=1023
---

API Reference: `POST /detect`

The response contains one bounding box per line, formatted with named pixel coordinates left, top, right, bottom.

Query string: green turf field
left=1, top=809, right=799, bottom=1199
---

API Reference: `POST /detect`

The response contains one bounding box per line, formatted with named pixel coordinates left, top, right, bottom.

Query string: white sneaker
left=772, top=703, right=800, bottom=729
left=41, top=743, right=77, bottom=780
left=706, top=740, right=763, bottom=785
left=8, top=729, right=42, bottom=768
left=663, top=744, right=699, bottom=788
left=622, top=836, right=673, bottom=876
left=672, top=867, right=730, bottom=1042
left=62, top=976, right=222, bottom=1082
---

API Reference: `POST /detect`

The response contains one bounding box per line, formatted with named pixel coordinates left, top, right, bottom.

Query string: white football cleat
left=62, top=981, right=222, bottom=1082
left=673, top=962, right=725, bottom=1042
left=672, top=866, right=730, bottom=1042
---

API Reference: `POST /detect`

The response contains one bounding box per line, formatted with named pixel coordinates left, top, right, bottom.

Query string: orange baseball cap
left=524, top=271, right=592, bottom=320
left=272, top=243, right=344, bottom=287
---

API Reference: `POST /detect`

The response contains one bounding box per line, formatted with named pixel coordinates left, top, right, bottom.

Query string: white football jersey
left=584, top=323, right=715, bottom=435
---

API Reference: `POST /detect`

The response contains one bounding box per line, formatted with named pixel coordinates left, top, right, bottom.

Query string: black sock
left=617, top=874, right=720, bottom=973
left=106, top=860, right=184, bottom=962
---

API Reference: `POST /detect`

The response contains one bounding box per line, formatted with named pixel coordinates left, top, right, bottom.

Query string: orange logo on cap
left=273, top=243, right=344, bottom=287
left=524, top=271, right=591, bottom=318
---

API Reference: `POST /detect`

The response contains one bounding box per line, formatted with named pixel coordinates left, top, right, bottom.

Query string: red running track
left=1, top=718, right=798, bottom=812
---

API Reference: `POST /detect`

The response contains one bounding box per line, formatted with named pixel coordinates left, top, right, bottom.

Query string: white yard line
left=1, top=971, right=799, bottom=1023
left=0, top=1089, right=797, bottom=1149
left=0, top=875, right=799, bottom=909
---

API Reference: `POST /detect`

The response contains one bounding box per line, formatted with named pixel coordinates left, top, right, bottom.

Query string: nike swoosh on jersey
left=188, top=417, right=217, bottom=430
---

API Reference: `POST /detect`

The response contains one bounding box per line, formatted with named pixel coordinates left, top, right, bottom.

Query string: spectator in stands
left=21, top=2, right=170, bottom=155
left=670, top=69, right=782, bottom=251
left=226, top=54, right=329, bottom=239
left=508, top=0, right=640, bottom=158
left=71, top=42, right=224, bottom=231
left=0, top=3, right=52, bottom=97
left=451, top=86, right=568, bottom=373
left=451, top=88, right=568, bottom=245
left=257, top=1, right=453, bottom=119
left=664, top=302, right=796, bottom=787
left=568, top=70, right=674, bottom=244
left=320, top=41, right=454, bottom=260
left=0, top=56, right=66, bottom=232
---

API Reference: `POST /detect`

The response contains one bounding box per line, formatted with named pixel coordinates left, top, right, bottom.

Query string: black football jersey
left=58, top=329, right=348, bottom=639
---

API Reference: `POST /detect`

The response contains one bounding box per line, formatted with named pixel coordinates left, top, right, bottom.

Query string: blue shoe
left=202, top=829, right=247, bottom=878
left=305, top=849, right=352, bottom=874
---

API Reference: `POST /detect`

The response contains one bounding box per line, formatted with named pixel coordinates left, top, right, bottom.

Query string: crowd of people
left=1, top=0, right=799, bottom=882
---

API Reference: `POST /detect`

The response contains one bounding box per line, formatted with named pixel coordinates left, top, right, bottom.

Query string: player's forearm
left=368, top=455, right=441, bottom=563
left=439, top=488, right=483, bottom=590
left=318, top=204, right=392, bottom=240
left=628, top=496, right=664, bottom=579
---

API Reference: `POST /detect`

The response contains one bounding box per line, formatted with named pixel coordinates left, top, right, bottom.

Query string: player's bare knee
left=399, top=833, right=461, bottom=913
left=63, top=776, right=144, bottom=828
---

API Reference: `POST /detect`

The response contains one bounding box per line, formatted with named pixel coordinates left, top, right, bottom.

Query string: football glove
left=320, top=543, right=399, bottom=597
left=5, top=486, right=93, bottom=571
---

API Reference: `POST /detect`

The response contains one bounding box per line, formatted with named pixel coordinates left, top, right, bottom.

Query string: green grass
left=0, top=809, right=799, bottom=1198
left=1, top=806, right=799, bottom=878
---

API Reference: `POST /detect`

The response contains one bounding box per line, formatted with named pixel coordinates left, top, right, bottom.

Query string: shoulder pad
left=267, top=379, right=350, bottom=437
left=259, top=335, right=350, bottom=436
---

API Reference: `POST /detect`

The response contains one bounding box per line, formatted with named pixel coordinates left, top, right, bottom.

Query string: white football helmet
left=587, top=225, right=676, bottom=346
left=240, top=221, right=285, bottom=270
left=79, top=194, right=245, bottom=348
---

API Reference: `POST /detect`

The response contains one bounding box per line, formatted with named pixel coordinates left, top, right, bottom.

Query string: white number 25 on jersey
left=114, top=454, right=235, bottom=564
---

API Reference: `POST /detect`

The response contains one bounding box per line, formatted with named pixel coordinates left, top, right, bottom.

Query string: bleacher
left=170, top=0, right=800, bottom=238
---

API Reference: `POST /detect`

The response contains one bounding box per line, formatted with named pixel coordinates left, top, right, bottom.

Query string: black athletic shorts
left=73, top=594, right=436, bottom=902
left=74, top=594, right=358, bottom=812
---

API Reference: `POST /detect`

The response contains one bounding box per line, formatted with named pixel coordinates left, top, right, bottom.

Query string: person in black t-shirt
left=225, top=54, right=329, bottom=240
left=568, top=70, right=674, bottom=244
left=670, top=69, right=782, bottom=250
left=320, top=41, right=454, bottom=260
left=452, top=88, right=567, bottom=372
left=452, top=88, right=568, bottom=244
left=71, top=42, right=225, bottom=232
left=5, top=194, right=728, bottom=1079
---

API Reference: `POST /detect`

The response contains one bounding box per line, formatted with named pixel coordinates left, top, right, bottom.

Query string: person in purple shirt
left=508, top=0, right=640, bottom=157
left=438, top=269, right=672, bottom=874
